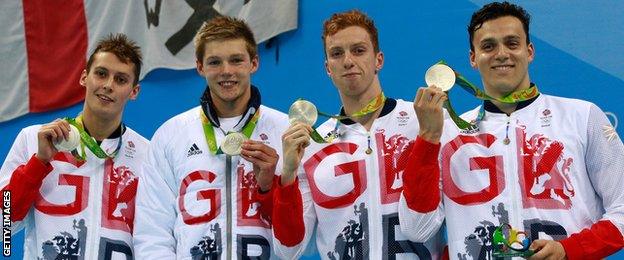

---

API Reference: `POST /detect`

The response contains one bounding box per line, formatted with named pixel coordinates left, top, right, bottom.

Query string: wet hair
left=468, top=1, right=531, bottom=51
left=86, top=33, right=142, bottom=85
left=322, top=9, right=380, bottom=53
left=194, top=16, right=257, bottom=63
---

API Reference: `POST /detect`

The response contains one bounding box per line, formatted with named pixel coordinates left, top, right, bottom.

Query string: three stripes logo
left=187, top=143, right=203, bottom=157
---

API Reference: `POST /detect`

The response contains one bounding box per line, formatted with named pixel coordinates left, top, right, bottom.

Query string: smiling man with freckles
left=400, top=2, right=624, bottom=260
left=133, top=16, right=288, bottom=259
left=0, top=33, right=148, bottom=259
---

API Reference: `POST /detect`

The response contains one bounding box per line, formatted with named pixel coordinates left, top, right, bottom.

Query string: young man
left=0, top=34, right=146, bottom=259
left=133, top=16, right=287, bottom=259
left=269, top=10, right=447, bottom=259
left=400, top=2, right=624, bottom=259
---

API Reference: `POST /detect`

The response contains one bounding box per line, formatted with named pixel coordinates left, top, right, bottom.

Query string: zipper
left=225, top=155, right=232, bottom=260
left=505, top=115, right=522, bottom=229
left=367, top=127, right=382, bottom=259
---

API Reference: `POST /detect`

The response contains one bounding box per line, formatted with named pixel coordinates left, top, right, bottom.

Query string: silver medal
left=425, top=64, right=456, bottom=92
left=288, top=100, right=318, bottom=126
left=221, top=132, right=247, bottom=156
left=54, top=124, right=81, bottom=152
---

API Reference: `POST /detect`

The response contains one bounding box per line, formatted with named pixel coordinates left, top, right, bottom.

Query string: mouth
left=218, top=80, right=238, bottom=87
left=96, top=94, right=114, bottom=103
left=342, top=72, right=360, bottom=79
left=491, top=65, right=514, bottom=71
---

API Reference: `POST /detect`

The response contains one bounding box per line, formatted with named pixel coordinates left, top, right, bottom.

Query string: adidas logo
left=187, top=143, right=203, bottom=157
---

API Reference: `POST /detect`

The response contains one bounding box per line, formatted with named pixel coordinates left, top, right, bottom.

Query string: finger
left=282, top=123, right=309, bottom=139
left=284, top=128, right=312, bottom=143
left=49, top=126, right=66, bottom=143
left=415, top=87, right=425, bottom=104
left=242, top=141, right=278, bottom=157
left=529, top=239, right=547, bottom=252
left=240, top=148, right=275, bottom=164
left=430, top=91, right=447, bottom=106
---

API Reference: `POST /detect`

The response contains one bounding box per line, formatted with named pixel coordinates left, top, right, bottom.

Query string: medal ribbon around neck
left=65, top=115, right=123, bottom=161
left=200, top=109, right=261, bottom=155
left=299, top=92, right=386, bottom=143
left=435, top=61, right=539, bottom=130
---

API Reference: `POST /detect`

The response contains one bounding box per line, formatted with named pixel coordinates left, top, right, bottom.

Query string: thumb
left=529, top=239, right=547, bottom=251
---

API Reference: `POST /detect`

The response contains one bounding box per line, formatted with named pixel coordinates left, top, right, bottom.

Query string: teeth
left=493, top=65, right=513, bottom=70
left=98, top=94, right=113, bottom=102
left=219, top=81, right=237, bottom=86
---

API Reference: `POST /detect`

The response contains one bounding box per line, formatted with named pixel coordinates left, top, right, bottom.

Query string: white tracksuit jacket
left=0, top=125, right=147, bottom=259
left=133, top=105, right=288, bottom=259
left=399, top=94, right=624, bottom=259
left=272, top=98, right=446, bottom=260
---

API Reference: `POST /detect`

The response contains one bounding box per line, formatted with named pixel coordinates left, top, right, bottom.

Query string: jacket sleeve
left=271, top=168, right=317, bottom=259
left=559, top=104, right=624, bottom=259
left=398, top=136, right=446, bottom=243
left=0, top=127, right=51, bottom=234
left=133, top=132, right=178, bottom=258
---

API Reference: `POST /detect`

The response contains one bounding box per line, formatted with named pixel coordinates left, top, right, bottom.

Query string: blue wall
left=2, top=0, right=622, bottom=259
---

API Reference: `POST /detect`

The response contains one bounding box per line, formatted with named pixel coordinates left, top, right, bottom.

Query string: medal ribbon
left=65, top=115, right=123, bottom=161
left=436, top=61, right=539, bottom=129
left=200, top=109, right=261, bottom=155
left=307, top=92, right=386, bottom=143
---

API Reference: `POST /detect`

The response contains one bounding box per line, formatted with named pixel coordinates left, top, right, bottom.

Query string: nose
left=221, top=63, right=234, bottom=77
left=494, top=45, right=510, bottom=61
left=343, top=52, right=355, bottom=69
left=103, top=76, right=114, bottom=91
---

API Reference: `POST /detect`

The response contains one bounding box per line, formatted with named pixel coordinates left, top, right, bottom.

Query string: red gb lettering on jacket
left=236, top=162, right=269, bottom=228
left=515, top=128, right=575, bottom=209
left=102, top=159, right=138, bottom=233
left=375, top=130, right=413, bottom=204
left=304, top=142, right=367, bottom=209
left=441, top=134, right=505, bottom=205
left=35, top=152, right=89, bottom=216
left=179, top=170, right=221, bottom=225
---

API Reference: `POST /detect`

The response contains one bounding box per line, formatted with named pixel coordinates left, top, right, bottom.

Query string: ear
left=375, top=51, right=384, bottom=73
left=325, top=59, right=332, bottom=76
left=79, top=70, right=87, bottom=87
left=250, top=55, right=259, bottom=74
left=469, top=49, right=477, bottom=69
left=527, top=42, right=535, bottom=63
left=196, top=59, right=204, bottom=75
left=129, top=84, right=140, bottom=100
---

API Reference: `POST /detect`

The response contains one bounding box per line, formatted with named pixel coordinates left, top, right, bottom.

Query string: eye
left=230, top=57, right=244, bottom=64
left=507, top=41, right=519, bottom=49
left=352, top=46, right=366, bottom=55
left=481, top=43, right=494, bottom=52
left=206, top=59, right=221, bottom=66
left=115, top=76, right=129, bottom=85
left=95, top=69, right=107, bottom=78
left=329, top=49, right=343, bottom=58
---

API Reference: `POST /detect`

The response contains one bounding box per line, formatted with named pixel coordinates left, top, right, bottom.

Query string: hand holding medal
left=492, top=223, right=534, bottom=258
left=425, top=61, right=540, bottom=131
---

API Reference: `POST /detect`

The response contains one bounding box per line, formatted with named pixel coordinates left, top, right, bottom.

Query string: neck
left=487, top=79, right=531, bottom=115
left=81, top=108, right=121, bottom=141
left=212, top=90, right=250, bottom=118
left=340, top=78, right=382, bottom=130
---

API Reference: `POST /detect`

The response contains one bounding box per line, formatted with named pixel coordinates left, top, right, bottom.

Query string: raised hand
left=414, top=85, right=447, bottom=143
left=241, top=140, right=279, bottom=192
left=36, top=119, right=71, bottom=163
left=280, top=122, right=313, bottom=186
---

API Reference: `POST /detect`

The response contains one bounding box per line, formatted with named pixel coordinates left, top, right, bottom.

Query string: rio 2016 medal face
left=54, top=124, right=81, bottom=152
left=425, top=64, right=456, bottom=91
left=221, top=132, right=247, bottom=156
left=288, top=100, right=318, bottom=126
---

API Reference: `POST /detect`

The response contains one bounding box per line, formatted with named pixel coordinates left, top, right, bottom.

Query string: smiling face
left=324, top=26, right=383, bottom=99
left=80, top=51, right=139, bottom=121
left=470, top=16, right=534, bottom=98
left=196, top=38, right=258, bottom=113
